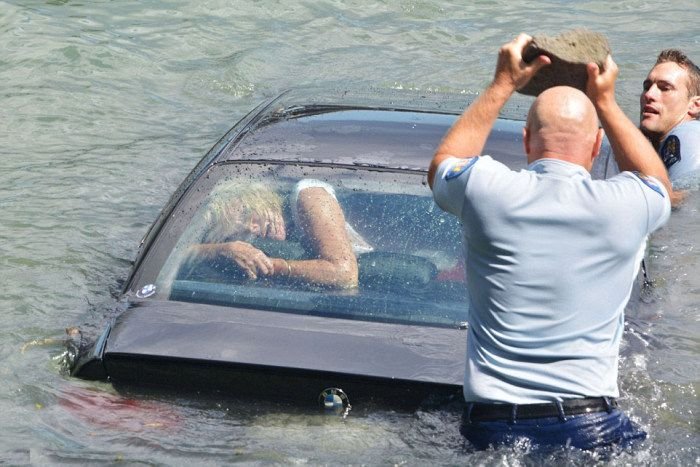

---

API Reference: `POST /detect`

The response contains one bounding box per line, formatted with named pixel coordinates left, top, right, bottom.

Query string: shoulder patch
left=443, top=157, right=479, bottom=181
left=660, top=135, right=681, bottom=169
left=632, top=172, right=665, bottom=198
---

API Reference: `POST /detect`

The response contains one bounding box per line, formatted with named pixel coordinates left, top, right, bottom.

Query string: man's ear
left=689, top=95, right=700, bottom=119
left=523, top=126, right=530, bottom=156
left=591, top=127, right=604, bottom=162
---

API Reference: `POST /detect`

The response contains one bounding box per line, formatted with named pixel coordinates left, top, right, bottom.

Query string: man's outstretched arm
left=428, top=34, right=550, bottom=188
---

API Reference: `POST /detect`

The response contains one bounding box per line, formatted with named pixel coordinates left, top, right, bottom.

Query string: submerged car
left=70, top=89, right=615, bottom=409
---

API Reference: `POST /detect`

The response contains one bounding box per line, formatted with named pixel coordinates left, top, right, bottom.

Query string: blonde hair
left=202, top=182, right=283, bottom=241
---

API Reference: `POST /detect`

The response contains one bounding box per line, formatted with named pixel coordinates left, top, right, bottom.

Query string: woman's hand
left=220, top=241, right=273, bottom=280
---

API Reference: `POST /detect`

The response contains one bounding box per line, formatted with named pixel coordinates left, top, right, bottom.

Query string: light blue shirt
left=659, top=119, right=700, bottom=182
left=433, top=156, right=670, bottom=403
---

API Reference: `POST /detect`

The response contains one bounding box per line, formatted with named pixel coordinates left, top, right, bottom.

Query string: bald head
left=524, top=86, right=603, bottom=169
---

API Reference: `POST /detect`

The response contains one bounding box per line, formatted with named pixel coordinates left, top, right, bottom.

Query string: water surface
left=1, top=0, right=698, bottom=464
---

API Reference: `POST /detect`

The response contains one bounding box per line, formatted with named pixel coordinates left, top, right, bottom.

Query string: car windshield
left=134, top=162, right=469, bottom=328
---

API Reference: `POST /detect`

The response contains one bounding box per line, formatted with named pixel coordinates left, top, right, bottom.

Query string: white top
left=433, top=156, right=670, bottom=403
left=659, top=119, right=700, bottom=182
left=291, top=179, right=373, bottom=255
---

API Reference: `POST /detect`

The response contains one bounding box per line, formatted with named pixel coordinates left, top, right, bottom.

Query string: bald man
left=429, top=35, right=671, bottom=451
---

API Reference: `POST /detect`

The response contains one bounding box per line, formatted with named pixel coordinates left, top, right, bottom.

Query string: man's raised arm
left=428, top=34, right=550, bottom=188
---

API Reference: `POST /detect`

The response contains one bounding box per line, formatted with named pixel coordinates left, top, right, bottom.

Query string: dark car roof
left=200, top=88, right=535, bottom=172
left=219, top=107, right=528, bottom=171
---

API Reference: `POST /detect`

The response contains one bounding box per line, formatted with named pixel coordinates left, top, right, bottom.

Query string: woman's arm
left=190, top=186, right=358, bottom=288
left=275, top=186, right=358, bottom=288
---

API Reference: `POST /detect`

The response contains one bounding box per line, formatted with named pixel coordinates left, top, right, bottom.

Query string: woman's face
left=248, top=209, right=286, bottom=241
left=205, top=205, right=286, bottom=243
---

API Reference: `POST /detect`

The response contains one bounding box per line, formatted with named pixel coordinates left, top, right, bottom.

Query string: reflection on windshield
left=144, top=164, right=469, bottom=327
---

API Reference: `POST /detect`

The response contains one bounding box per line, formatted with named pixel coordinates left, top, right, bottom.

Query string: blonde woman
left=191, top=181, right=363, bottom=288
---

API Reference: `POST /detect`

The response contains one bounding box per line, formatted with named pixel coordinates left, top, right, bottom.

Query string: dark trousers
left=460, top=405, right=646, bottom=451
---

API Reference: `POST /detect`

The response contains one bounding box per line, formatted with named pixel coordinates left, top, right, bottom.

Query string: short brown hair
left=655, top=49, right=700, bottom=97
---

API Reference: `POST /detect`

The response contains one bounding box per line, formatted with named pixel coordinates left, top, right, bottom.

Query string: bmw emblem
left=318, top=388, right=351, bottom=416
left=136, top=284, right=157, bottom=298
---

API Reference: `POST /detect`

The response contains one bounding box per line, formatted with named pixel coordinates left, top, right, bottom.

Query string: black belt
left=464, top=397, right=618, bottom=422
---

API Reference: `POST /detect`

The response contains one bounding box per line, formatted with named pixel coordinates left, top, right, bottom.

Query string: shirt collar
left=527, top=158, right=591, bottom=178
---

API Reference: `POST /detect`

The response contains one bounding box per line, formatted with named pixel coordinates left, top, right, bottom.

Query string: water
left=1, top=0, right=698, bottom=463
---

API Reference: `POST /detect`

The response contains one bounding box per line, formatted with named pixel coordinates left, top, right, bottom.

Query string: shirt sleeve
left=432, top=156, right=482, bottom=217
left=626, top=172, right=671, bottom=233
left=661, top=120, right=700, bottom=181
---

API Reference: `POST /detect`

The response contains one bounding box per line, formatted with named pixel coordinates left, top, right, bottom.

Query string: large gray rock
left=518, top=29, right=610, bottom=96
